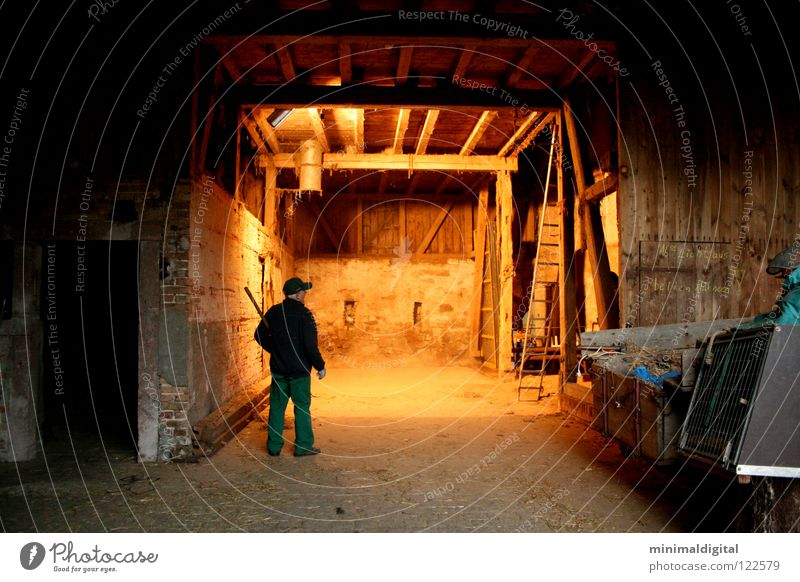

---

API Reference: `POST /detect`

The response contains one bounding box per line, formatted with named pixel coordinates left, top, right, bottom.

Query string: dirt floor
left=0, top=365, right=743, bottom=533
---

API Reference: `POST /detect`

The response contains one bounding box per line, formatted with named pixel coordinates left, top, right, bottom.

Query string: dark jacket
left=254, top=298, right=325, bottom=377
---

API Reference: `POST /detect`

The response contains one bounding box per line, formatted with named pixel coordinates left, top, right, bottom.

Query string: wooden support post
left=190, top=49, right=200, bottom=182
left=263, top=156, right=278, bottom=235
left=496, top=170, right=514, bottom=373
left=234, top=109, right=242, bottom=201
left=356, top=197, right=363, bottom=254
left=557, top=115, right=578, bottom=383
left=198, top=64, right=223, bottom=176
left=464, top=197, right=473, bottom=256
left=470, top=184, right=489, bottom=357
left=563, top=98, right=615, bottom=329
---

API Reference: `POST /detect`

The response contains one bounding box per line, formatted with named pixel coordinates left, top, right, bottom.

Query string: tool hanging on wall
left=244, top=286, right=269, bottom=329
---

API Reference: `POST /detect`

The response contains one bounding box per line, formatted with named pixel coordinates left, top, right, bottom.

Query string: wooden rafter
left=460, top=111, right=498, bottom=155
left=509, top=112, right=555, bottom=157
left=307, top=108, right=330, bottom=152
left=452, top=44, right=476, bottom=80
left=241, top=111, right=264, bottom=151
left=275, top=46, right=296, bottom=82
left=415, top=200, right=455, bottom=255
left=392, top=108, right=411, bottom=154
left=253, top=108, right=283, bottom=154
left=396, top=47, right=413, bottom=85
left=339, top=42, right=352, bottom=85
left=354, top=108, right=365, bottom=153
left=561, top=50, right=597, bottom=89
left=497, top=111, right=540, bottom=156
left=504, top=46, right=538, bottom=88
left=265, top=152, right=517, bottom=172
left=415, top=109, right=440, bottom=155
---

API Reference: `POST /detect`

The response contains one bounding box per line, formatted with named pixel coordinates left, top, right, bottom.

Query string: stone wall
left=295, top=257, right=474, bottom=368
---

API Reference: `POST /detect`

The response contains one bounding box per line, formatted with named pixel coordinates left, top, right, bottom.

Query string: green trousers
left=267, top=373, right=314, bottom=454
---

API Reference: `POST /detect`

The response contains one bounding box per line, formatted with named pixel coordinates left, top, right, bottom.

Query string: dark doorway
left=41, top=241, right=139, bottom=454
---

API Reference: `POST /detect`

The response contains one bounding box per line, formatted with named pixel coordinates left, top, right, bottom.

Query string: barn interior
left=1, top=0, right=799, bottom=534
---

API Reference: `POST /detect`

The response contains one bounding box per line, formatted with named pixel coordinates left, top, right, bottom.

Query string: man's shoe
left=294, top=447, right=321, bottom=457
left=268, top=450, right=281, bottom=457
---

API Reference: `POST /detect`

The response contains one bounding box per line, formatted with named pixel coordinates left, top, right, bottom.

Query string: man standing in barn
left=254, top=277, right=326, bottom=457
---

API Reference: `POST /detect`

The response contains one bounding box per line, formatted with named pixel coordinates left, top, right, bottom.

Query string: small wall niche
left=344, top=300, right=356, bottom=327
left=413, top=302, right=422, bottom=325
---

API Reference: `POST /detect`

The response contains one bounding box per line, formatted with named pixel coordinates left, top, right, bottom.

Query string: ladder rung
left=537, top=261, right=559, bottom=266
left=542, top=223, right=559, bottom=227
left=539, top=243, right=558, bottom=246
left=480, top=334, right=494, bottom=340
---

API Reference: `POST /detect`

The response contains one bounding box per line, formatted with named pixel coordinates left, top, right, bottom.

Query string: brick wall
left=157, top=378, right=193, bottom=461
left=183, top=175, right=290, bottom=429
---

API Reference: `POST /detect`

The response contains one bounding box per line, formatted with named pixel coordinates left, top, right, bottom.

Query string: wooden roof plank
left=460, top=111, right=498, bottom=155
left=415, top=109, right=440, bottom=155
left=392, top=108, right=411, bottom=154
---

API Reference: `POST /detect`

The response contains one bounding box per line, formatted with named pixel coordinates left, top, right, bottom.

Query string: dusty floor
left=0, top=366, right=742, bottom=533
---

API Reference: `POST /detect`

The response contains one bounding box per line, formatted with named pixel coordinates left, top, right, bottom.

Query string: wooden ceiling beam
left=460, top=111, right=498, bottom=155
left=396, top=46, right=413, bottom=85
left=560, top=50, right=596, bottom=89
left=232, top=84, right=560, bottom=110
left=339, top=42, right=352, bottom=85
left=264, top=152, right=517, bottom=172
left=307, top=108, right=330, bottom=152
left=275, top=46, right=297, bottom=82
left=497, top=111, right=540, bottom=156
left=391, top=108, right=411, bottom=154
left=415, top=109, right=440, bottom=155
left=452, top=44, right=476, bottom=80
left=504, top=45, right=538, bottom=88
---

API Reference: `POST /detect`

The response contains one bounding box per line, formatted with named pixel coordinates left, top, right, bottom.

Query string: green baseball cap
left=283, top=277, right=312, bottom=295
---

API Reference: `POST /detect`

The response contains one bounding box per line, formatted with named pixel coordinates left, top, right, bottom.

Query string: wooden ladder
left=518, top=123, right=560, bottom=401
